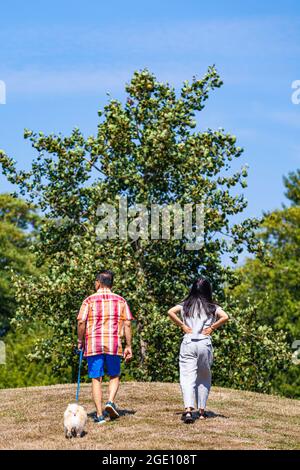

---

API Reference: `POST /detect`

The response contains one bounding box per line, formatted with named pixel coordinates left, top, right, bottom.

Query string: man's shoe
left=105, top=401, right=120, bottom=419
left=94, top=415, right=106, bottom=424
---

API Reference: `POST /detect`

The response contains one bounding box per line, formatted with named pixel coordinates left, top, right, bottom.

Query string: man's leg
left=92, top=377, right=103, bottom=417
left=87, top=355, right=105, bottom=419
left=104, top=355, right=121, bottom=418
left=108, top=375, right=120, bottom=403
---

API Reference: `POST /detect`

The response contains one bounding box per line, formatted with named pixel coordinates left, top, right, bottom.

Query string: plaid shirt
left=77, top=288, right=133, bottom=357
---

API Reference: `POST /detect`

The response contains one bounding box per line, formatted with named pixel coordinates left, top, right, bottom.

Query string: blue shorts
left=87, top=354, right=121, bottom=378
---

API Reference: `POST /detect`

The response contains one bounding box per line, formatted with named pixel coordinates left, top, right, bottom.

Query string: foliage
left=0, top=194, right=39, bottom=332
left=126, top=299, right=290, bottom=394
left=230, top=170, right=300, bottom=397
left=283, top=168, right=300, bottom=205
left=212, top=300, right=290, bottom=394
left=0, top=324, right=68, bottom=388
left=0, top=67, right=288, bottom=392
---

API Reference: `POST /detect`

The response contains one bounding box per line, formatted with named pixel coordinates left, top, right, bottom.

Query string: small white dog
left=64, top=403, right=87, bottom=438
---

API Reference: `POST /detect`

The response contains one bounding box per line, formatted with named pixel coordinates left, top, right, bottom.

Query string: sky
left=0, top=0, right=300, bottom=221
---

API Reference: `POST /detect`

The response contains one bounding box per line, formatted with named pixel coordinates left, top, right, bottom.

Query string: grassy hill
left=0, top=382, right=299, bottom=450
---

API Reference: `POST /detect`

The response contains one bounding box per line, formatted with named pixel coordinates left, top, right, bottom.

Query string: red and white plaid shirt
left=77, top=288, right=134, bottom=357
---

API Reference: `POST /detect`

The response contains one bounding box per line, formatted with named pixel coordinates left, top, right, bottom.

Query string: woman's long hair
left=183, top=278, right=217, bottom=318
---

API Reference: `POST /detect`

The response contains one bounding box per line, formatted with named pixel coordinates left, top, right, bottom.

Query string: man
left=77, top=270, right=133, bottom=424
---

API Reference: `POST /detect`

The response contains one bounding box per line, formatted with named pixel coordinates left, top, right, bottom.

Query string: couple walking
left=77, top=270, right=229, bottom=424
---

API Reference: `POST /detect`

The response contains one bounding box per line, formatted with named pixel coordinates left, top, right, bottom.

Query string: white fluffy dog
left=64, top=403, right=87, bottom=438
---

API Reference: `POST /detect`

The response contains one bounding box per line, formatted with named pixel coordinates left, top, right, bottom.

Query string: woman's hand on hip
left=181, top=324, right=193, bottom=334
left=202, top=326, right=214, bottom=336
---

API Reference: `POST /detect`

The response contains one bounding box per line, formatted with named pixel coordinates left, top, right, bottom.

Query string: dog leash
left=76, top=348, right=84, bottom=402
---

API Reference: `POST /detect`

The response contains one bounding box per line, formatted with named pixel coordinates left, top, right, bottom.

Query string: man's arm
left=77, top=320, right=86, bottom=350
left=77, top=300, right=89, bottom=350
left=123, top=320, right=132, bottom=362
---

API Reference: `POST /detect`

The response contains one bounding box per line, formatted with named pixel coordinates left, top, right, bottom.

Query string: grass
left=0, top=382, right=299, bottom=450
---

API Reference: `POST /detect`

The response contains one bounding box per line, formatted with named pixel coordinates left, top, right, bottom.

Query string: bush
left=0, top=325, right=71, bottom=389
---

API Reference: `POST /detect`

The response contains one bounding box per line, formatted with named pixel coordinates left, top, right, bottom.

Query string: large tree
left=0, top=68, right=289, bottom=390
left=230, top=170, right=300, bottom=397
left=0, top=194, right=38, bottom=332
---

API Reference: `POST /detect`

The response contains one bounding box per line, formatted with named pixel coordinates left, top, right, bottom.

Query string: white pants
left=179, top=337, right=213, bottom=410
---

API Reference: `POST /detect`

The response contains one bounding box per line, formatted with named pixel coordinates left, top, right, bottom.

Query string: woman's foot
left=199, top=408, right=207, bottom=420
left=182, top=411, right=194, bottom=424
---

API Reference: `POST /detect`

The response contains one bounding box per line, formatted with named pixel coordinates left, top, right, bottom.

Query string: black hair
left=96, top=270, right=114, bottom=288
left=183, top=278, right=217, bottom=318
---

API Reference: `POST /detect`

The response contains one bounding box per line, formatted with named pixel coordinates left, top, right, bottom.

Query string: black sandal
left=199, top=411, right=208, bottom=420
left=183, top=411, right=194, bottom=424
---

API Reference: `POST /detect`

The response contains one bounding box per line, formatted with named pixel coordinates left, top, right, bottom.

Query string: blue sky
left=0, top=0, right=300, bottom=221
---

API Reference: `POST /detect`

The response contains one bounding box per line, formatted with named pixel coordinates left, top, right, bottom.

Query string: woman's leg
left=179, top=341, right=198, bottom=411
left=195, top=344, right=213, bottom=412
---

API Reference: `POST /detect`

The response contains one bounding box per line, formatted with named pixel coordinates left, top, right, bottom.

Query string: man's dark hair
left=96, top=270, right=114, bottom=288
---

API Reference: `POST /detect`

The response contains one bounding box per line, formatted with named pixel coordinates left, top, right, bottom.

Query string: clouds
left=0, top=6, right=299, bottom=217
left=1, top=15, right=300, bottom=96
left=267, top=110, right=300, bottom=129
left=2, top=67, right=132, bottom=95
left=2, top=16, right=300, bottom=58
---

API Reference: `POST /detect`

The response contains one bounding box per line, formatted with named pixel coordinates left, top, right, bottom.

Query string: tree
left=0, top=194, right=39, bottom=332
left=0, top=323, right=68, bottom=389
left=230, top=170, right=300, bottom=397
left=284, top=168, right=300, bottom=205
left=0, top=67, right=289, bottom=389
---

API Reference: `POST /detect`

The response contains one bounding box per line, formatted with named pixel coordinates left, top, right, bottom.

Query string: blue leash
left=76, top=349, right=84, bottom=402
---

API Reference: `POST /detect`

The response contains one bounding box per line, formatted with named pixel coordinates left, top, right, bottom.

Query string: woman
left=168, top=278, right=229, bottom=424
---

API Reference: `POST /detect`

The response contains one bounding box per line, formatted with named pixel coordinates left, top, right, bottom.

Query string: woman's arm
left=202, top=307, right=229, bottom=336
left=168, top=305, right=192, bottom=334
